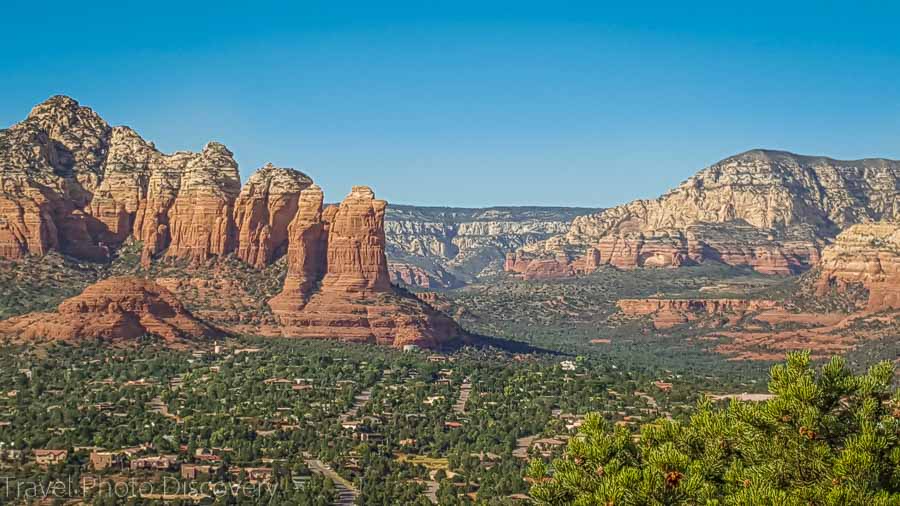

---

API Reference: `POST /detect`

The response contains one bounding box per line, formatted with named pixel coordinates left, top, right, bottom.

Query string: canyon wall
left=385, top=206, right=597, bottom=287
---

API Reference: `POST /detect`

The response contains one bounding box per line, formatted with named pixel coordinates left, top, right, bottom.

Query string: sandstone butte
left=269, top=186, right=464, bottom=348
left=0, top=96, right=464, bottom=348
left=814, top=222, right=900, bottom=312
left=0, top=276, right=217, bottom=344
left=507, top=149, right=900, bottom=279
left=0, top=95, right=311, bottom=268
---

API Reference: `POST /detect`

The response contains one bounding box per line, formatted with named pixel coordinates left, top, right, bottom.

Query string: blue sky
left=2, top=1, right=898, bottom=207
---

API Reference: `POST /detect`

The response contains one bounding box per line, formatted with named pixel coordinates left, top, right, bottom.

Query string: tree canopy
left=528, top=352, right=900, bottom=505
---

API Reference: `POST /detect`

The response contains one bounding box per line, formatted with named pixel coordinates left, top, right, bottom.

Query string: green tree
left=528, top=352, right=900, bottom=505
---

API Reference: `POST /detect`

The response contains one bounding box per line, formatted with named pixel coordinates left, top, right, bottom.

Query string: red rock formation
left=389, top=263, right=439, bottom=288
left=507, top=224, right=821, bottom=277
left=268, top=185, right=328, bottom=314
left=0, top=276, right=216, bottom=343
left=163, top=143, right=241, bottom=263
left=504, top=252, right=577, bottom=279
left=0, top=96, right=243, bottom=266
left=814, top=223, right=900, bottom=311
left=616, top=298, right=779, bottom=329
left=270, top=186, right=463, bottom=348
left=232, top=164, right=313, bottom=268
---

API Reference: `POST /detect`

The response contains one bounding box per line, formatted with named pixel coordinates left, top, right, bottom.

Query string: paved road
left=306, top=458, right=360, bottom=506
left=452, top=377, right=472, bottom=415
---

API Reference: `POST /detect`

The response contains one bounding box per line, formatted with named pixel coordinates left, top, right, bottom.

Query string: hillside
left=511, top=149, right=900, bottom=277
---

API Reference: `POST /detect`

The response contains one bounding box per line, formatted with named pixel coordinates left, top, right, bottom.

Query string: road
left=306, top=458, right=360, bottom=506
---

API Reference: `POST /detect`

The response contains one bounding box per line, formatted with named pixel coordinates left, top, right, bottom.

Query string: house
left=653, top=380, right=673, bottom=393
left=444, top=421, right=464, bottom=429
left=34, top=449, right=68, bottom=466
left=560, top=360, right=577, bottom=371
left=230, top=467, right=273, bottom=484
left=130, top=455, right=178, bottom=471
left=181, top=464, right=217, bottom=480
left=402, top=344, right=420, bottom=352
left=90, top=451, right=124, bottom=471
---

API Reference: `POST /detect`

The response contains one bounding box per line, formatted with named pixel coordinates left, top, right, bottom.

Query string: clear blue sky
left=2, top=1, right=898, bottom=207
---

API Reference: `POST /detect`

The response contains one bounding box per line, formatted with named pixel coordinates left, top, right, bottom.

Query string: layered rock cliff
left=514, top=150, right=899, bottom=276
left=616, top=298, right=779, bottom=329
left=0, top=95, right=325, bottom=270
left=271, top=187, right=464, bottom=348
left=0, top=95, right=246, bottom=265
left=0, top=276, right=216, bottom=344
left=233, top=164, right=313, bottom=268
left=814, top=222, right=900, bottom=311
left=385, top=206, right=597, bottom=287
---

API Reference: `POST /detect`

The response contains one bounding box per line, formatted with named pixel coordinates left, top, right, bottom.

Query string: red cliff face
left=616, top=298, right=779, bottom=329
left=0, top=96, right=245, bottom=266
left=506, top=224, right=821, bottom=279
left=270, top=186, right=463, bottom=348
left=232, top=164, right=313, bottom=268
left=0, top=276, right=216, bottom=344
left=814, top=223, right=900, bottom=311
left=268, top=185, right=328, bottom=315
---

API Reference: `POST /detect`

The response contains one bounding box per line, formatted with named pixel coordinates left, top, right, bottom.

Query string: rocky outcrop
left=0, top=95, right=244, bottom=266
left=0, top=276, right=216, bottom=343
left=268, top=185, right=328, bottom=314
left=516, top=150, right=899, bottom=277
left=271, top=187, right=464, bottom=348
left=232, top=164, right=313, bottom=268
left=616, top=298, right=779, bottom=329
left=814, top=222, right=900, bottom=311
left=385, top=206, right=597, bottom=287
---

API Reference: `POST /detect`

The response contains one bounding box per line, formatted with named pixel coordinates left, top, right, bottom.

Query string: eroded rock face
left=268, top=185, right=328, bottom=315
left=0, top=276, right=216, bottom=343
left=616, top=298, right=779, bottom=329
left=233, top=164, right=313, bottom=268
left=815, top=223, right=900, bottom=311
left=0, top=96, right=243, bottom=265
left=515, top=150, right=899, bottom=277
left=271, top=186, right=463, bottom=348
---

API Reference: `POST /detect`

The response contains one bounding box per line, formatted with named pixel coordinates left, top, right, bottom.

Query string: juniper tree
left=528, top=351, right=900, bottom=505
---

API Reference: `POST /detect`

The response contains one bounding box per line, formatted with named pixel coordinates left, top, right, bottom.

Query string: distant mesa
left=508, top=149, right=900, bottom=279
left=0, top=276, right=217, bottom=345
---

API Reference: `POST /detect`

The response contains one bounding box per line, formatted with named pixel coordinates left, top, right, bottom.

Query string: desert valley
left=0, top=96, right=897, bottom=504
